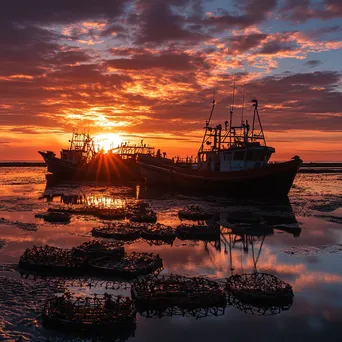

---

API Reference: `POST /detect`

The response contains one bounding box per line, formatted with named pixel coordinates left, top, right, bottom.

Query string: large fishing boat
left=39, top=130, right=154, bottom=181
left=137, top=99, right=302, bottom=198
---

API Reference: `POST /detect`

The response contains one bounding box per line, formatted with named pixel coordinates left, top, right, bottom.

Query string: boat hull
left=137, top=156, right=302, bottom=198
left=39, top=151, right=142, bottom=182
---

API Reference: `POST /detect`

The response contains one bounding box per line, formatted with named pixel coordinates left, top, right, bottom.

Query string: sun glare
left=95, top=133, right=122, bottom=152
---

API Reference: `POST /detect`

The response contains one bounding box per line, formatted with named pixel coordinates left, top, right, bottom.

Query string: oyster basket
left=91, top=225, right=141, bottom=241
left=132, top=274, right=226, bottom=310
left=140, top=223, right=176, bottom=242
left=129, top=210, right=157, bottom=223
left=19, top=245, right=87, bottom=275
left=226, top=272, right=294, bottom=307
left=43, top=292, right=136, bottom=333
left=175, top=224, right=220, bottom=241
left=89, top=252, right=163, bottom=278
left=178, top=205, right=213, bottom=221
left=72, top=240, right=125, bottom=259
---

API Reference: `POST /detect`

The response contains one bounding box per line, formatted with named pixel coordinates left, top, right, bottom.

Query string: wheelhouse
left=198, top=99, right=275, bottom=172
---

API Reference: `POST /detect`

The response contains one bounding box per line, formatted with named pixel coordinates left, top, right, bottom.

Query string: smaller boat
left=39, top=129, right=154, bottom=181
left=137, top=99, right=302, bottom=198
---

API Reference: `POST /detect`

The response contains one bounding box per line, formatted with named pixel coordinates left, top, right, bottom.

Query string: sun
left=95, top=133, right=122, bottom=152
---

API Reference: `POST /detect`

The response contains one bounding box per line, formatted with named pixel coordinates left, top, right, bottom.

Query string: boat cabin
left=60, top=149, right=85, bottom=164
left=60, top=130, right=96, bottom=164
left=198, top=99, right=275, bottom=172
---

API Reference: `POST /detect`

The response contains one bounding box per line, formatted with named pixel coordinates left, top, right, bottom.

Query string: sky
left=0, top=0, right=341, bottom=161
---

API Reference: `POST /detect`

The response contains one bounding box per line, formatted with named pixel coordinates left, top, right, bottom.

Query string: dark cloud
left=280, top=0, right=342, bottom=21
left=135, top=2, right=206, bottom=44
left=226, top=33, right=268, bottom=53
left=0, top=0, right=127, bottom=24
left=198, top=0, right=277, bottom=31
left=106, top=52, right=209, bottom=71
left=0, top=22, right=60, bottom=76
left=258, top=41, right=297, bottom=55
left=100, top=24, right=126, bottom=37
left=305, top=60, right=322, bottom=68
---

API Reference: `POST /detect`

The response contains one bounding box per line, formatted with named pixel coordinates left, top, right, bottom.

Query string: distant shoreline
left=0, top=161, right=341, bottom=170
left=0, top=162, right=46, bottom=167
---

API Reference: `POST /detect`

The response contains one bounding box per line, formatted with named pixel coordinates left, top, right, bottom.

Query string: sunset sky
left=0, top=0, right=341, bottom=161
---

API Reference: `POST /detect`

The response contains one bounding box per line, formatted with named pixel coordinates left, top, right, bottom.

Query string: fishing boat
left=39, top=129, right=154, bottom=181
left=137, top=99, right=302, bottom=198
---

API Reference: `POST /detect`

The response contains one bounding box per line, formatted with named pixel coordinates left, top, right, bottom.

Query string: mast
left=229, top=79, right=235, bottom=146
left=251, top=99, right=266, bottom=146
left=198, top=98, right=216, bottom=155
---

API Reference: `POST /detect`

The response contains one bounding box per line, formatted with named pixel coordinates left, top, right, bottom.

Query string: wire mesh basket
left=132, top=274, right=226, bottom=311
left=226, top=272, right=294, bottom=308
left=89, top=252, right=163, bottom=278
left=176, top=223, right=220, bottom=241
left=43, top=292, right=136, bottom=333
left=141, top=223, right=176, bottom=242
left=19, top=245, right=87, bottom=275
left=178, top=205, right=213, bottom=221
left=72, top=240, right=125, bottom=259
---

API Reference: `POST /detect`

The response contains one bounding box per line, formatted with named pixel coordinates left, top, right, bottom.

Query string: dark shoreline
left=0, top=162, right=46, bottom=167
left=0, top=161, right=341, bottom=174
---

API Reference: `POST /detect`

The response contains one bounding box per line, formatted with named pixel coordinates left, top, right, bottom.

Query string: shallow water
left=0, top=167, right=342, bottom=341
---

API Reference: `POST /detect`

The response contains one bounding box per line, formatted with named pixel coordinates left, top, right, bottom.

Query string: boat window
left=252, top=150, right=263, bottom=161
left=246, top=150, right=253, bottom=161
left=233, top=151, right=245, bottom=160
left=223, top=152, right=232, bottom=161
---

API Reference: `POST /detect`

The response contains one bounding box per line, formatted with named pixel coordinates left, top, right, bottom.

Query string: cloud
left=280, top=0, right=342, bottom=22
left=0, top=0, right=127, bottom=24
left=135, top=1, right=206, bottom=44
left=0, top=0, right=341, bottom=162
left=106, top=51, right=209, bottom=71
left=258, top=40, right=298, bottom=55
left=225, top=33, right=268, bottom=53
left=305, top=60, right=323, bottom=68
left=198, top=0, right=277, bottom=31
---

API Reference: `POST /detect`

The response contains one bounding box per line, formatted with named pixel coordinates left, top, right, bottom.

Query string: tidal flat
left=0, top=167, right=342, bottom=341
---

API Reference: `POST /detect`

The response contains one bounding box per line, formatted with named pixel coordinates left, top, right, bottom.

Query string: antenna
left=241, top=91, right=245, bottom=123
left=198, top=93, right=216, bottom=155
left=229, top=77, right=236, bottom=145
